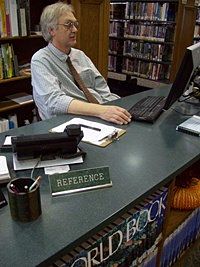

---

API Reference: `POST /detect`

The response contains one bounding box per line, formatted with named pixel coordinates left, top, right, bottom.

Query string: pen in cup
left=24, top=185, right=29, bottom=192
left=10, top=184, right=20, bottom=194
left=29, top=176, right=42, bottom=192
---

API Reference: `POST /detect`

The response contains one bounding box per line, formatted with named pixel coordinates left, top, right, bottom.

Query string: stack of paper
left=0, top=156, right=11, bottom=183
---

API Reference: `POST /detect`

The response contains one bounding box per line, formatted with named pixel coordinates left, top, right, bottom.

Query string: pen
left=24, top=185, right=29, bottom=193
left=10, top=184, right=19, bottom=194
left=98, top=130, right=119, bottom=142
left=79, top=124, right=101, bottom=132
left=29, top=176, right=42, bottom=191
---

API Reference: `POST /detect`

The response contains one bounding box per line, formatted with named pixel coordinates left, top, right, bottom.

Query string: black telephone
left=12, top=124, right=84, bottom=160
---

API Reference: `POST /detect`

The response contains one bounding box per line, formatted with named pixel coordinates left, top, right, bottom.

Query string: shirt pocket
left=79, top=69, right=95, bottom=89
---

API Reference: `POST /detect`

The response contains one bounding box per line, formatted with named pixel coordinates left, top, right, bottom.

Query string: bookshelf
left=0, top=0, right=109, bottom=129
left=0, top=0, right=53, bottom=128
left=108, top=0, right=197, bottom=85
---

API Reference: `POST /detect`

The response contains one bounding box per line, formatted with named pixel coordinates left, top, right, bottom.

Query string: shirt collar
left=48, top=43, right=72, bottom=62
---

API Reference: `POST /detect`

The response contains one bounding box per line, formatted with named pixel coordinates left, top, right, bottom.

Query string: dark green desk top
left=0, top=88, right=200, bottom=266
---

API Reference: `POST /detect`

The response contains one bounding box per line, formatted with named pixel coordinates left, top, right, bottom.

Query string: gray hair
left=40, top=2, right=74, bottom=42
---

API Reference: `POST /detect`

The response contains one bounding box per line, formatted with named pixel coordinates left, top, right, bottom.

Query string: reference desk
left=0, top=88, right=200, bottom=266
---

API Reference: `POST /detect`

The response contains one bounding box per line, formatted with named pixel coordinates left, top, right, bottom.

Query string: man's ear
left=49, top=28, right=55, bottom=37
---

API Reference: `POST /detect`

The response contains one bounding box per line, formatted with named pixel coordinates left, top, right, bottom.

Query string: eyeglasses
left=57, top=21, right=79, bottom=30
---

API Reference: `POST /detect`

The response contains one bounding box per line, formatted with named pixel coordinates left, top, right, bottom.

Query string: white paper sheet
left=51, top=118, right=121, bottom=146
left=13, top=153, right=83, bottom=171
left=0, top=156, right=11, bottom=183
left=44, top=165, right=70, bottom=175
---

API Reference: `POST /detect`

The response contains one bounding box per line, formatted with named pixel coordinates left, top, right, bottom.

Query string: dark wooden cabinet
left=71, top=0, right=110, bottom=78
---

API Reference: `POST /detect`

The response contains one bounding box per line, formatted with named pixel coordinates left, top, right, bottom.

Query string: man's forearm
left=67, top=99, right=131, bottom=125
left=67, top=99, right=105, bottom=116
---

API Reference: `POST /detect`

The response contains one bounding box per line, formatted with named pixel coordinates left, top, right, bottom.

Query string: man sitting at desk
left=31, top=2, right=131, bottom=125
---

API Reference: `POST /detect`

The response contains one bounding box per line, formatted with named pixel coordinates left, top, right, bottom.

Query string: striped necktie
left=67, top=57, right=99, bottom=104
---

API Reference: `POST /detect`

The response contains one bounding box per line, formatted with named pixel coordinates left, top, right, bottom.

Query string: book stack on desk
left=176, top=115, right=200, bottom=137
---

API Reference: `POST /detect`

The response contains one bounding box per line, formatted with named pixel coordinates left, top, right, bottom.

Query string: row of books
left=122, top=57, right=170, bottom=81
left=108, top=53, right=171, bottom=81
left=0, top=43, right=18, bottom=79
left=0, top=113, right=18, bottom=133
left=0, top=0, right=30, bottom=37
left=54, top=187, right=168, bottom=266
left=124, top=23, right=169, bottom=42
left=109, top=21, right=124, bottom=37
left=161, top=207, right=200, bottom=267
left=0, top=42, right=31, bottom=79
left=110, top=2, right=176, bottom=22
left=109, top=39, right=123, bottom=54
left=123, top=40, right=172, bottom=62
left=108, top=54, right=121, bottom=72
left=109, top=39, right=172, bottom=62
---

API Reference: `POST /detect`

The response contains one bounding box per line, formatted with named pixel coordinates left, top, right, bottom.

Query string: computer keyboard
left=128, top=96, right=166, bottom=122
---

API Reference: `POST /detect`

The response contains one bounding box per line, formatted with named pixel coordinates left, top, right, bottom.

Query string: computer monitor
left=164, top=42, right=200, bottom=110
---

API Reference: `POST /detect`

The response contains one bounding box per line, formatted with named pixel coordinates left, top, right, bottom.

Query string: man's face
left=51, top=11, right=78, bottom=53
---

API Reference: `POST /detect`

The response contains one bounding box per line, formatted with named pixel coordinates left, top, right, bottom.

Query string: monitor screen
left=164, top=42, right=200, bottom=110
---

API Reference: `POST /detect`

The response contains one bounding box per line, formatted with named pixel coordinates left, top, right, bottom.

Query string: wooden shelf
left=111, top=0, right=178, bottom=2
left=0, top=99, right=34, bottom=113
left=110, top=18, right=176, bottom=25
left=109, top=35, right=174, bottom=45
left=0, top=34, right=42, bottom=42
left=109, top=52, right=172, bottom=65
left=0, top=75, right=31, bottom=84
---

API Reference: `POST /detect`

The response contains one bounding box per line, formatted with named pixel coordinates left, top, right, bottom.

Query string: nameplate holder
left=49, top=166, right=112, bottom=196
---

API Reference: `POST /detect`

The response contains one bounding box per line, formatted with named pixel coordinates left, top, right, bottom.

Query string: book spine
left=0, top=0, right=7, bottom=37
left=4, top=0, right=11, bottom=36
left=8, top=0, right=19, bottom=36
left=0, top=47, right=3, bottom=79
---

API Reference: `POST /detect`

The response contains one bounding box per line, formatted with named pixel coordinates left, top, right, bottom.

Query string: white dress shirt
left=31, top=43, right=119, bottom=120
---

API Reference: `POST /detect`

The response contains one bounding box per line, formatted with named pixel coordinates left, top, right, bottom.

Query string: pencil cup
left=7, top=178, right=42, bottom=222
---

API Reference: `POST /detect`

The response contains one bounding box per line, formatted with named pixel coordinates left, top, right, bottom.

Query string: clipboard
left=50, top=118, right=126, bottom=147
left=93, top=128, right=126, bottom=147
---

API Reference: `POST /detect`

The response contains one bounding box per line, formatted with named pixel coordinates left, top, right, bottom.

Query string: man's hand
left=68, top=100, right=132, bottom=125
left=98, top=105, right=132, bottom=125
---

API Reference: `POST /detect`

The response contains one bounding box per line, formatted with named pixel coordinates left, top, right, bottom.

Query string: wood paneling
left=170, top=0, right=197, bottom=81
left=71, top=0, right=109, bottom=78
